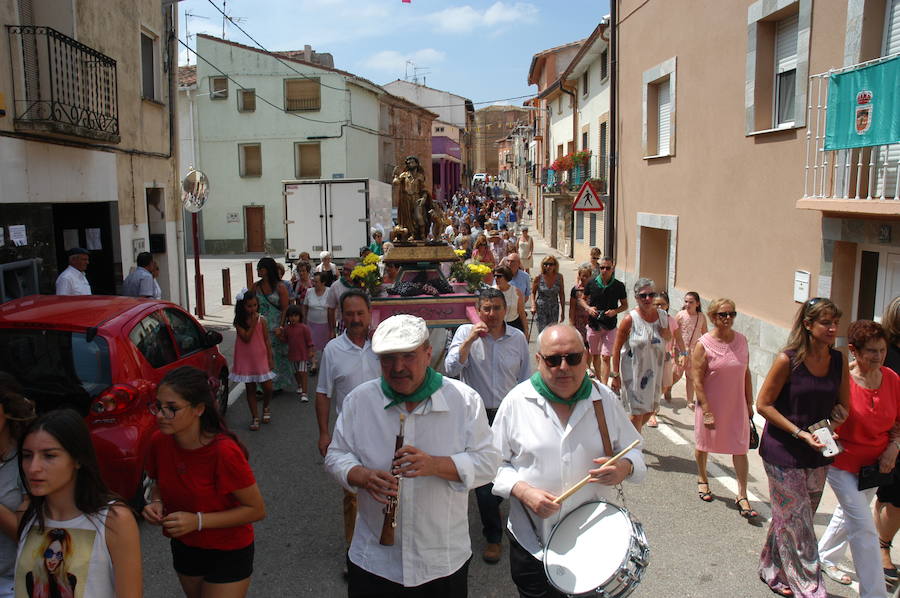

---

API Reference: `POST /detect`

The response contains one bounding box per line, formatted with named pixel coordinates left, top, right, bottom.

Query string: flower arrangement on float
left=350, top=253, right=383, bottom=295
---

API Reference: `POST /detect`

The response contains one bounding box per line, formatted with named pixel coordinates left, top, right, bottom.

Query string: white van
left=471, top=173, right=487, bottom=185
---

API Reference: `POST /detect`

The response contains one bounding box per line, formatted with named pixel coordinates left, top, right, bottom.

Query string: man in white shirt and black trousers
left=325, top=314, right=499, bottom=597
left=491, top=324, right=646, bottom=598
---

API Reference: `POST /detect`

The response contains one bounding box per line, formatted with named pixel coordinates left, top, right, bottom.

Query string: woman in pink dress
left=675, top=291, right=707, bottom=410
left=692, top=297, right=758, bottom=519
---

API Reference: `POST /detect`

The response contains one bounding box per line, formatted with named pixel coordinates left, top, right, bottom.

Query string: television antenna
left=183, top=10, right=209, bottom=65
left=404, top=60, right=431, bottom=86
left=220, top=1, right=247, bottom=39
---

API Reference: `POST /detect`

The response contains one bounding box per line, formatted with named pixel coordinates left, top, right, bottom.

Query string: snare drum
left=543, top=500, right=649, bottom=597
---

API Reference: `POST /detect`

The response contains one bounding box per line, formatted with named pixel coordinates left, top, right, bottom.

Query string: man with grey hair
left=491, top=324, right=645, bottom=597
left=55, top=248, right=91, bottom=296
left=325, top=314, right=499, bottom=596
left=445, top=288, right=530, bottom=564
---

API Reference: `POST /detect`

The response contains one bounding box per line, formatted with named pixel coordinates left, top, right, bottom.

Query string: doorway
left=639, top=226, right=670, bottom=292
left=245, top=206, right=265, bottom=253
left=52, top=203, right=117, bottom=295
left=854, top=247, right=900, bottom=321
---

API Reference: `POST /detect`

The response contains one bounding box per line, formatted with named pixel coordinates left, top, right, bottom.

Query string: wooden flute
left=380, top=414, right=405, bottom=546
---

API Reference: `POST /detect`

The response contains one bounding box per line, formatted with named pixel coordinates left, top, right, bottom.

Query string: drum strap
left=592, top=398, right=613, bottom=458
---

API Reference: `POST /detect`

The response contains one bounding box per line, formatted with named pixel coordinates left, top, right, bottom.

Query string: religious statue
left=392, top=156, right=431, bottom=241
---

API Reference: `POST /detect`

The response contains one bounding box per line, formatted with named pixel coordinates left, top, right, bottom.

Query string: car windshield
left=0, top=329, right=111, bottom=414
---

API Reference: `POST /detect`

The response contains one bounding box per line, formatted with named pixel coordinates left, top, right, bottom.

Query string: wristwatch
left=609, top=372, right=620, bottom=379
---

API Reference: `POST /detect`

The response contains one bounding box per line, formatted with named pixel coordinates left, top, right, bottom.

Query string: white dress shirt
left=122, top=267, right=160, bottom=298
left=325, top=377, right=499, bottom=587
left=444, top=323, right=530, bottom=410
left=315, top=332, right=380, bottom=415
left=492, top=379, right=646, bottom=559
left=55, top=266, right=91, bottom=296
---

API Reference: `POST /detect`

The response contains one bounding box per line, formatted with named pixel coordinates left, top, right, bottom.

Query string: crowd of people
left=6, top=191, right=899, bottom=598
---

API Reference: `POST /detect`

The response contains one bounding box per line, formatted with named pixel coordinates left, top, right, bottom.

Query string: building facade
left=181, top=35, right=430, bottom=254
left=0, top=0, right=183, bottom=302
left=613, top=0, right=900, bottom=388
left=472, top=105, right=530, bottom=178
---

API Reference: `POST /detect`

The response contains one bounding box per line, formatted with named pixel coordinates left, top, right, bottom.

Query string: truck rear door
left=284, top=181, right=325, bottom=256
left=327, top=180, right=368, bottom=260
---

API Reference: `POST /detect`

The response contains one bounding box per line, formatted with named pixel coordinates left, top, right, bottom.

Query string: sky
left=178, top=0, right=611, bottom=107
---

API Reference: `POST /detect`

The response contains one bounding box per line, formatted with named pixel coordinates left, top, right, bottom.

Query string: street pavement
left=138, top=221, right=884, bottom=597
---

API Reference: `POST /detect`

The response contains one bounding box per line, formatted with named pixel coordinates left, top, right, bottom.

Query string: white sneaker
left=300, top=393, right=309, bottom=403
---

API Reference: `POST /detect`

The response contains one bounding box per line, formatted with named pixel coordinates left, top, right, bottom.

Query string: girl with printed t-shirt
left=143, top=367, right=266, bottom=598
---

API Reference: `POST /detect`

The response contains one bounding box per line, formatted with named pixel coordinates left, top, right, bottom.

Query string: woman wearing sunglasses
left=610, top=278, right=671, bottom=433
left=691, top=299, right=757, bottom=519
left=756, top=298, right=850, bottom=598
left=531, top=256, right=566, bottom=335
left=143, top=367, right=266, bottom=598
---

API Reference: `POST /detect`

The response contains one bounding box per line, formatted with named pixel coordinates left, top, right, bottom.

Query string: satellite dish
left=182, top=169, right=209, bottom=213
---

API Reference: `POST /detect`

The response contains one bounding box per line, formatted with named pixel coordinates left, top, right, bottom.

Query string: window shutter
left=657, top=79, right=671, bottom=155
left=296, top=143, right=321, bottom=178
left=886, top=0, right=900, bottom=56
left=775, top=14, right=799, bottom=74
left=589, top=213, right=597, bottom=246
left=576, top=211, right=584, bottom=241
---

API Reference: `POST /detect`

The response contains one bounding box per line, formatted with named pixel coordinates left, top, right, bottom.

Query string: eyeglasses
left=149, top=401, right=185, bottom=419
left=539, top=352, right=584, bottom=367
left=716, top=311, right=737, bottom=319
left=637, top=292, right=658, bottom=299
left=43, top=549, right=63, bottom=560
left=493, top=273, right=505, bottom=279
left=599, top=266, right=612, bottom=271
left=543, top=263, right=557, bottom=268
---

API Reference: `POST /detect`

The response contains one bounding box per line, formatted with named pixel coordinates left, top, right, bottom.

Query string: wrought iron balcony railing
left=6, top=25, right=120, bottom=142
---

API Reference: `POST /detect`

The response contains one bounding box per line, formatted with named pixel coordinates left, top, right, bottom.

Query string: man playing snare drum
left=491, top=324, right=646, bottom=598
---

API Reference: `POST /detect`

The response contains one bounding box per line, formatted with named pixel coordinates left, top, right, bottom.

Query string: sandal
left=736, top=497, right=759, bottom=519
left=249, top=417, right=260, bottom=431
left=688, top=401, right=696, bottom=411
left=697, top=481, right=713, bottom=502
left=262, top=409, right=272, bottom=424
left=821, top=564, right=851, bottom=585
left=880, top=538, right=899, bottom=579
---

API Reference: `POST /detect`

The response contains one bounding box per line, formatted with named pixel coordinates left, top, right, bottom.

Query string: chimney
left=304, top=44, right=312, bottom=62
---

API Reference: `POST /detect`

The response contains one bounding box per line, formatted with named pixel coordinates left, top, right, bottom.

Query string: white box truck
left=283, top=178, right=393, bottom=261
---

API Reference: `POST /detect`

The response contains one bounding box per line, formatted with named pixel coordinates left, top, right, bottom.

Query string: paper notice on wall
left=9, top=225, right=27, bottom=247
left=63, top=229, right=80, bottom=251
left=86, top=228, right=102, bottom=250
left=817, top=275, right=832, bottom=298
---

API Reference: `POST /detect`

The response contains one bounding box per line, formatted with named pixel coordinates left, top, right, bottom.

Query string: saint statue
left=392, top=156, right=431, bottom=241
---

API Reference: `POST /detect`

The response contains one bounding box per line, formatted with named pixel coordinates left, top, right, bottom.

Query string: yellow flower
left=454, top=249, right=466, bottom=257
left=363, top=253, right=381, bottom=266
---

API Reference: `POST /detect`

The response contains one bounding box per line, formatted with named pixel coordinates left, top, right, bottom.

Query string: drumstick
left=552, top=439, right=641, bottom=505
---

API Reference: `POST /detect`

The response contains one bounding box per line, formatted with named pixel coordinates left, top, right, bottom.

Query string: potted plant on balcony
left=572, top=150, right=591, bottom=166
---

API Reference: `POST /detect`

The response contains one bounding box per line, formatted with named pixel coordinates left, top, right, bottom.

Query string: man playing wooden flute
left=491, top=324, right=646, bottom=598
left=325, top=314, right=499, bottom=597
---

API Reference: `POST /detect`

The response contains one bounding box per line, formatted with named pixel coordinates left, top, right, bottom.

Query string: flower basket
left=349, top=253, right=383, bottom=295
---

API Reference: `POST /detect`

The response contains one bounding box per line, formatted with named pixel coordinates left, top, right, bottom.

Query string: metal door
left=245, top=206, right=266, bottom=252
left=326, top=180, right=368, bottom=260
left=284, top=182, right=326, bottom=256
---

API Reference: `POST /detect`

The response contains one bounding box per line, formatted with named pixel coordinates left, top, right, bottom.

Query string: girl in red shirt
left=143, top=366, right=266, bottom=598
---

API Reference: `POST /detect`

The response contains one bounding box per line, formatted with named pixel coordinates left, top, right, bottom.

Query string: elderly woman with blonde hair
left=691, top=298, right=756, bottom=518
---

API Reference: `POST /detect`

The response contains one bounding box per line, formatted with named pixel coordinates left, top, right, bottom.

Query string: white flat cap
left=372, top=314, right=428, bottom=355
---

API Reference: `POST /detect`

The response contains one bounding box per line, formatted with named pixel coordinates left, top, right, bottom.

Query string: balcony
left=6, top=25, right=120, bottom=143
left=797, top=56, right=899, bottom=217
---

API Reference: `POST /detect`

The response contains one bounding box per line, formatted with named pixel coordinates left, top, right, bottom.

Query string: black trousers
left=475, top=408, right=503, bottom=543
left=508, top=534, right=566, bottom=598
left=347, top=557, right=470, bottom=598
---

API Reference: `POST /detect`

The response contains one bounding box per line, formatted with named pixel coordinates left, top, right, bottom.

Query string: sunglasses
left=543, top=263, right=557, bottom=268
left=599, top=266, right=612, bottom=271
left=637, top=292, right=657, bottom=299
left=43, top=549, right=64, bottom=560
left=493, top=273, right=505, bottom=279
left=539, top=352, right=584, bottom=367
left=716, top=311, right=737, bottom=319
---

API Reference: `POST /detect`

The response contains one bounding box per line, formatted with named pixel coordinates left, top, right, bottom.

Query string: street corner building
left=0, top=0, right=185, bottom=303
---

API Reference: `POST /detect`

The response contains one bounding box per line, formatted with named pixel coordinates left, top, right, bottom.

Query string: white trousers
left=818, top=466, right=886, bottom=598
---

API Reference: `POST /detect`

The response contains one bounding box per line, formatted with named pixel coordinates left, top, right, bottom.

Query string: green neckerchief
left=383, top=367, right=443, bottom=409
left=340, top=277, right=353, bottom=289
left=530, top=372, right=592, bottom=406
left=594, top=274, right=615, bottom=289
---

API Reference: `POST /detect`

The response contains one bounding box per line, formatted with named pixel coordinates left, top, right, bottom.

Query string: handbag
left=749, top=417, right=760, bottom=450
left=858, top=464, right=893, bottom=491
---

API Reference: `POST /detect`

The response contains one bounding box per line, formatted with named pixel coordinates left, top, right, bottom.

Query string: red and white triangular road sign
left=572, top=180, right=604, bottom=211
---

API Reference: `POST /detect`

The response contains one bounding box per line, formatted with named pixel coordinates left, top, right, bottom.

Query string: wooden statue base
left=383, top=241, right=460, bottom=263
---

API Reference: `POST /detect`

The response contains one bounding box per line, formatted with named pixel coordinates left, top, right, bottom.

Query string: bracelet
left=791, top=428, right=802, bottom=438
left=196, top=512, right=203, bottom=531
left=893, top=440, right=900, bottom=451
left=609, top=372, right=620, bottom=378
left=150, top=499, right=162, bottom=504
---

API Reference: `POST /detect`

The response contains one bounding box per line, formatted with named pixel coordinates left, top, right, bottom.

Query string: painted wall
left=190, top=35, right=381, bottom=253
left=615, top=0, right=849, bottom=387
left=383, top=80, right=468, bottom=129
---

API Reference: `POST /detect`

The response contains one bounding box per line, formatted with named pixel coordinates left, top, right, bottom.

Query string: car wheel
left=217, top=368, right=230, bottom=415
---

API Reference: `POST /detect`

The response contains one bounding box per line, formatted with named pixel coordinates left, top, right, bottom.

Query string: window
left=582, top=131, right=589, bottom=151
left=745, top=0, right=810, bottom=134
left=600, top=48, right=609, bottom=80
left=557, top=96, right=562, bottom=115
left=599, top=121, right=608, bottom=178
left=642, top=57, right=676, bottom=157
left=140, top=32, right=157, bottom=100
left=165, top=308, right=205, bottom=356
left=774, top=14, right=798, bottom=126
left=129, top=313, right=177, bottom=368
left=575, top=211, right=585, bottom=241
left=294, top=142, right=321, bottom=179
left=436, top=126, right=445, bottom=133
left=238, top=89, right=256, bottom=112
left=582, top=70, right=589, bottom=96
left=285, top=78, right=321, bottom=111
left=210, top=76, right=228, bottom=100
left=557, top=144, right=564, bottom=159
left=239, top=143, right=262, bottom=177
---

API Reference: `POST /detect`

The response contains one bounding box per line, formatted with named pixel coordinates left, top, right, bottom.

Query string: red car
left=0, top=295, right=229, bottom=502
